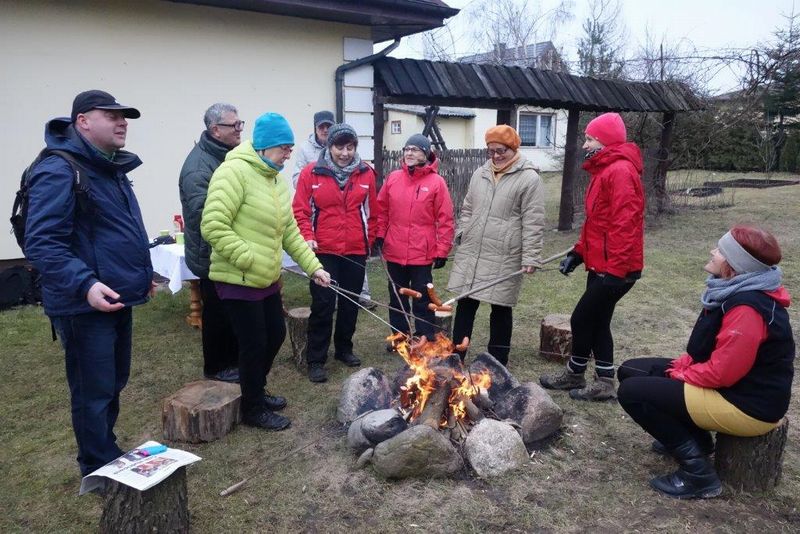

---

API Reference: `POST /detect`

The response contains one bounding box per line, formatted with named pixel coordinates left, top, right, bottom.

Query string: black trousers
left=222, top=293, right=286, bottom=414
left=386, top=261, right=435, bottom=338
left=569, top=271, right=635, bottom=376
left=617, top=357, right=709, bottom=449
left=307, top=254, right=366, bottom=365
left=199, top=278, right=238, bottom=375
left=451, top=297, right=513, bottom=365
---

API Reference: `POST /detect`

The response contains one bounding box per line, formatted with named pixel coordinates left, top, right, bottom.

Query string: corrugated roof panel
left=468, top=64, right=497, bottom=99
left=507, top=67, right=538, bottom=99
left=483, top=64, right=518, bottom=99
left=417, top=61, right=448, bottom=97
left=429, top=61, right=459, bottom=96
left=400, top=59, right=436, bottom=97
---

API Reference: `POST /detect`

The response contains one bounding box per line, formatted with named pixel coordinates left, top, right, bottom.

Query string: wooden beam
left=558, top=107, right=581, bottom=231
left=496, top=109, right=512, bottom=125
left=653, top=111, right=676, bottom=215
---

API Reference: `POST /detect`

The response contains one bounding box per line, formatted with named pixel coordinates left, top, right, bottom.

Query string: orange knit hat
left=485, top=125, right=521, bottom=150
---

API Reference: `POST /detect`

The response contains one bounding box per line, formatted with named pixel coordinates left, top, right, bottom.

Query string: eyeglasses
left=487, top=147, right=510, bottom=156
left=216, top=120, right=245, bottom=131
left=403, top=146, right=424, bottom=153
left=278, top=145, right=293, bottom=153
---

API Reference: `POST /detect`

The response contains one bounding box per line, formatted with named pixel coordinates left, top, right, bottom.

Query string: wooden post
left=653, top=111, right=676, bottom=215
left=185, top=279, right=202, bottom=329
left=715, top=418, right=789, bottom=492
left=100, top=467, right=189, bottom=533
left=286, top=307, right=311, bottom=369
left=373, top=87, right=386, bottom=187
left=162, top=380, right=241, bottom=443
left=558, top=107, right=580, bottom=231
left=496, top=109, right=512, bottom=126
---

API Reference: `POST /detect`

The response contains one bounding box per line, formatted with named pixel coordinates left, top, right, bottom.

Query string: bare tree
left=576, top=0, right=626, bottom=78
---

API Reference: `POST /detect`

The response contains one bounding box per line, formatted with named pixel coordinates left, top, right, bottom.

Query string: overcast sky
left=384, top=0, right=798, bottom=93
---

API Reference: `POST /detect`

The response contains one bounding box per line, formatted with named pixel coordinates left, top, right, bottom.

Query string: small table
left=149, top=244, right=202, bottom=328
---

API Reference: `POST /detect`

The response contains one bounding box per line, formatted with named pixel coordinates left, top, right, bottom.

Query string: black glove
left=433, top=257, right=447, bottom=269
left=602, top=273, right=627, bottom=287
left=558, top=252, right=583, bottom=275
left=371, top=237, right=384, bottom=256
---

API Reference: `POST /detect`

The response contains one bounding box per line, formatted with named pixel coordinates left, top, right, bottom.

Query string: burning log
left=413, top=379, right=452, bottom=429
left=463, top=397, right=484, bottom=423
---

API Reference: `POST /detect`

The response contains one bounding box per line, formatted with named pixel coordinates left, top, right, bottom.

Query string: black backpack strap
left=44, top=149, right=92, bottom=213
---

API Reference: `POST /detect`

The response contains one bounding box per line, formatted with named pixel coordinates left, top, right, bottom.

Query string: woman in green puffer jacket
left=202, top=112, right=330, bottom=431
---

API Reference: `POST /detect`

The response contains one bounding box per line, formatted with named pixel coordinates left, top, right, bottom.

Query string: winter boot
left=540, top=366, right=586, bottom=390
left=242, top=408, right=291, bottom=431
left=334, top=352, right=362, bottom=367
left=652, top=430, right=714, bottom=456
left=308, top=363, right=328, bottom=383
left=649, top=439, right=723, bottom=499
left=568, top=374, right=616, bottom=401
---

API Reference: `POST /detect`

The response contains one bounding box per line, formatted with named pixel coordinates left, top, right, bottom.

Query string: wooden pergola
left=372, top=57, right=703, bottom=230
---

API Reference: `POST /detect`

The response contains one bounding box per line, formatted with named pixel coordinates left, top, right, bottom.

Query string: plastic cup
left=175, top=232, right=184, bottom=245
left=159, top=229, right=170, bottom=237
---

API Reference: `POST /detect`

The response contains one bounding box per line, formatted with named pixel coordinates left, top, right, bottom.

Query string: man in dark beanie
left=292, top=110, right=334, bottom=188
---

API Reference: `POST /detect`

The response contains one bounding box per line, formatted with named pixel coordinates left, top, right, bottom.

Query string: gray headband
left=717, top=231, right=770, bottom=273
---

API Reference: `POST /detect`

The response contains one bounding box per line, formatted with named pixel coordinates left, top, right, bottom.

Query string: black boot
left=652, top=430, right=714, bottom=456
left=649, top=439, right=722, bottom=499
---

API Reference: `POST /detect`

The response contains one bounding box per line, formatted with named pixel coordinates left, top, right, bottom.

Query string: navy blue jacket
left=25, top=118, right=153, bottom=317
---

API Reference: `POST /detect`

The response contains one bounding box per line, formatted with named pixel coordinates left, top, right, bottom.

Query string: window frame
left=390, top=120, right=402, bottom=135
left=517, top=111, right=556, bottom=148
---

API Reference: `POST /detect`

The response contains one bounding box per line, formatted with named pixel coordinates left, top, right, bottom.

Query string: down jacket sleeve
left=201, top=164, right=254, bottom=272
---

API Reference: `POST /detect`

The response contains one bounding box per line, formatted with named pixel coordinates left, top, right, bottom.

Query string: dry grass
left=1, top=170, right=799, bottom=532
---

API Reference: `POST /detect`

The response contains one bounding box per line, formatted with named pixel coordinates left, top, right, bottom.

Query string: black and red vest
left=685, top=290, right=795, bottom=422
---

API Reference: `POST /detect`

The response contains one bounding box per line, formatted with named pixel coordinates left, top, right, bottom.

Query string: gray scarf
left=700, top=267, right=782, bottom=309
left=323, top=149, right=361, bottom=189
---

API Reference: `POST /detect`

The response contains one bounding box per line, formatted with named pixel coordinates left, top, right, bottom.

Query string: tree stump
left=286, top=307, right=311, bottom=368
left=539, top=314, right=572, bottom=362
left=100, top=466, right=189, bottom=533
left=715, top=417, right=789, bottom=492
left=434, top=310, right=453, bottom=337
left=162, top=380, right=241, bottom=443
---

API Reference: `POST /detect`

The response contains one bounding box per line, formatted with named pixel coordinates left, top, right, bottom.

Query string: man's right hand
left=87, top=282, right=125, bottom=312
left=306, top=239, right=318, bottom=251
left=559, top=252, right=583, bottom=276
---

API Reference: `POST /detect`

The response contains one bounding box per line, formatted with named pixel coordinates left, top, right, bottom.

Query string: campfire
left=387, top=332, right=493, bottom=438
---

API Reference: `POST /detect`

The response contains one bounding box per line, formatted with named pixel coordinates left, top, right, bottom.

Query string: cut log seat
left=714, top=417, right=789, bottom=492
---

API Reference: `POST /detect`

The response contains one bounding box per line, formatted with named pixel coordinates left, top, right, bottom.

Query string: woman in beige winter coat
left=448, top=125, right=545, bottom=365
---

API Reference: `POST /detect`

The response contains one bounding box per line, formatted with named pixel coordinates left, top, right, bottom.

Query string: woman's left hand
left=312, top=269, right=331, bottom=287
left=522, top=265, right=537, bottom=274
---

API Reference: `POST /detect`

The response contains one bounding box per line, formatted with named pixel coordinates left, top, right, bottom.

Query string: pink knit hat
left=585, top=113, right=626, bottom=146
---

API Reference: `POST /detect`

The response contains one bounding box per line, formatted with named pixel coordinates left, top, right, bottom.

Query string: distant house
left=383, top=104, right=477, bottom=150
left=458, top=41, right=568, bottom=72
left=0, top=0, right=457, bottom=260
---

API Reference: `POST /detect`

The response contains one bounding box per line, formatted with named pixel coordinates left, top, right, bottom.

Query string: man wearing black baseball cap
left=291, top=109, right=334, bottom=188
left=24, top=90, right=151, bottom=484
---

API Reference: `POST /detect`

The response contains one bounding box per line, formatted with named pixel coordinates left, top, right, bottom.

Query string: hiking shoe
left=204, top=367, right=240, bottom=383
left=540, top=367, right=586, bottom=390
left=359, top=297, right=378, bottom=310
left=334, top=352, right=362, bottom=367
left=569, top=375, right=616, bottom=401
left=242, top=409, right=291, bottom=431
left=308, top=364, right=328, bottom=383
left=263, top=392, right=287, bottom=411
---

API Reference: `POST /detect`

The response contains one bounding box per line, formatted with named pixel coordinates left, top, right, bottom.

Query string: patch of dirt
left=704, top=178, right=800, bottom=188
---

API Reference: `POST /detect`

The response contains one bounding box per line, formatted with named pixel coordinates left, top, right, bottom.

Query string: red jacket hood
left=765, top=286, right=791, bottom=307
left=583, top=142, right=643, bottom=175
left=402, top=151, right=439, bottom=179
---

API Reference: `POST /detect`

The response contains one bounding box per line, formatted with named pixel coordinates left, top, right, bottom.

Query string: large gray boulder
left=468, top=352, right=521, bottom=403
left=464, top=419, right=529, bottom=477
left=372, top=425, right=463, bottom=479
left=494, top=382, right=563, bottom=446
left=337, top=368, right=393, bottom=424
left=346, top=414, right=373, bottom=453
left=362, top=409, right=408, bottom=445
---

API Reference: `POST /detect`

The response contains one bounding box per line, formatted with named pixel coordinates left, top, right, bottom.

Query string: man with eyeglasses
left=179, top=103, right=244, bottom=383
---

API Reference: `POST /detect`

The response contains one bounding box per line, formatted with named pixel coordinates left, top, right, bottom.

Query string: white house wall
left=0, top=0, right=371, bottom=260
left=383, top=111, right=474, bottom=152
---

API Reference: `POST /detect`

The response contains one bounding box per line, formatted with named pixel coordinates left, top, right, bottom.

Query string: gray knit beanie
left=405, top=133, right=431, bottom=156
left=327, top=123, right=358, bottom=147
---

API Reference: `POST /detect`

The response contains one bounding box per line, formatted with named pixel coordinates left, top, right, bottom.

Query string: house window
left=518, top=113, right=555, bottom=147
left=391, top=120, right=401, bottom=134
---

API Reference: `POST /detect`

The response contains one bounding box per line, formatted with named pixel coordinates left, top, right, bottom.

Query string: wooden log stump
left=539, top=314, right=572, bottom=362
left=162, top=380, right=241, bottom=443
left=100, top=466, right=189, bottom=533
left=286, top=307, right=311, bottom=368
left=715, top=417, right=789, bottom=492
left=434, top=310, right=453, bottom=337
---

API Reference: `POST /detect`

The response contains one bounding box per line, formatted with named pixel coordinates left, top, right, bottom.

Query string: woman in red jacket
left=293, top=123, right=378, bottom=383
left=540, top=112, right=644, bottom=400
left=376, top=134, right=454, bottom=339
left=617, top=225, right=793, bottom=499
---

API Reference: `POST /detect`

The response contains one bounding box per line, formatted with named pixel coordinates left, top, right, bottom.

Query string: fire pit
left=339, top=334, right=564, bottom=479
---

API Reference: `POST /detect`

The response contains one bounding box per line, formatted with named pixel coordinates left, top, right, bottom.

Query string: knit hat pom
left=585, top=112, right=626, bottom=146
left=485, top=125, right=521, bottom=150
left=252, top=112, right=294, bottom=150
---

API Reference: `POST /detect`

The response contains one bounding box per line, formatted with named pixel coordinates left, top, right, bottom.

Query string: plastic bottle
left=173, top=214, right=184, bottom=233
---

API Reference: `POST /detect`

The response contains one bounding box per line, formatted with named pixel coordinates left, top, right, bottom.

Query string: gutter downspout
left=335, top=39, right=400, bottom=123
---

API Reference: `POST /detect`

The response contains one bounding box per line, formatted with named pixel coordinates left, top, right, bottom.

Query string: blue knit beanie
left=252, top=112, right=294, bottom=150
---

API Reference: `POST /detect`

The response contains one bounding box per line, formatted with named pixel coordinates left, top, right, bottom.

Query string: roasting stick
left=439, top=247, right=573, bottom=308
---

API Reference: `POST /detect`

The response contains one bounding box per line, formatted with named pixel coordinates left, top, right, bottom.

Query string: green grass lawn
left=2, top=170, right=799, bottom=532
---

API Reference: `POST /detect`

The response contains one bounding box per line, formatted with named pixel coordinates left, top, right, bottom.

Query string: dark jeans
left=451, top=297, right=513, bottom=365
left=386, top=261, right=435, bottom=338
left=199, top=278, right=238, bottom=375
left=569, top=271, right=635, bottom=376
left=52, top=308, right=132, bottom=476
left=617, top=357, right=708, bottom=449
left=307, top=254, right=365, bottom=365
left=222, top=293, right=286, bottom=414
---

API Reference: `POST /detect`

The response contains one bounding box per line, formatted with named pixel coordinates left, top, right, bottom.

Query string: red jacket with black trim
left=292, top=158, right=377, bottom=256
left=574, top=143, right=644, bottom=278
left=376, top=154, right=455, bottom=266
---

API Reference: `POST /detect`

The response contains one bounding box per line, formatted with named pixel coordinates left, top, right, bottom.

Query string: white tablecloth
left=149, top=244, right=198, bottom=294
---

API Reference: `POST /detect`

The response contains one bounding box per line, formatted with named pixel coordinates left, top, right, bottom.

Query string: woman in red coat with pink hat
left=540, top=112, right=644, bottom=401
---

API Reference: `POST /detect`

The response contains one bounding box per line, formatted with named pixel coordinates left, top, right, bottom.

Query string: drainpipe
left=335, top=39, right=400, bottom=122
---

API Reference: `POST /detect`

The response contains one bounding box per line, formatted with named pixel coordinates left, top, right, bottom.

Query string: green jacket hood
left=226, top=140, right=279, bottom=179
